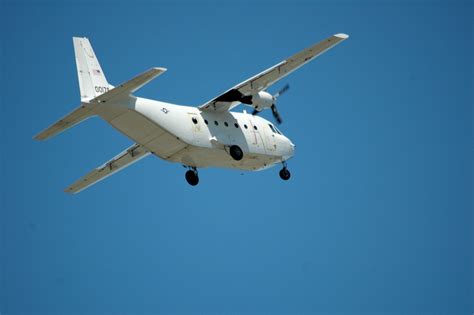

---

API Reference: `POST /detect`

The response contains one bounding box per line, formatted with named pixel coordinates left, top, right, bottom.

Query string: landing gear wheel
left=229, top=145, right=243, bottom=161
left=185, top=169, right=199, bottom=186
left=279, top=167, right=291, bottom=181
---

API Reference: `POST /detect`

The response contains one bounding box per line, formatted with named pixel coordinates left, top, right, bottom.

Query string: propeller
left=273, top=83, right=290, bottom=98
left=252, top=84, right=289, bottom=125
left=271, top=104, right=282, bottom=124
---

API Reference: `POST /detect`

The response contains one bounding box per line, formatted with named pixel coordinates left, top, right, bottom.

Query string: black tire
left=229, top=145, right=243, bottom=161
left=185, top=170, right=199, bottom=186
left=279, top=168, right=291, bottom=180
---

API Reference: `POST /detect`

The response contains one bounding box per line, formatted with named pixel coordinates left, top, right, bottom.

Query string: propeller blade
left=271, top=104, right=283, bottom=124
left=273, top=84, right=290, bottom=98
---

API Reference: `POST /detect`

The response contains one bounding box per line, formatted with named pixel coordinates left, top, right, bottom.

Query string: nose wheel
left=279, top=162, right=291, bottom=181
left=185, top=167, right=199, bottom=186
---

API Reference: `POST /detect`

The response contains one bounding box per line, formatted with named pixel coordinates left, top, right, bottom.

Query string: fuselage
left=97, top=96, right=295, bottom=171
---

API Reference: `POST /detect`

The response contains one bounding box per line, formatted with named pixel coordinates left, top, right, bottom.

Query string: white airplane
left=35, top=33, right=349, bottom=193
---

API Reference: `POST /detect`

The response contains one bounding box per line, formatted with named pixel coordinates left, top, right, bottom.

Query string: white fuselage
left=95, top=96, right=295, bottom=171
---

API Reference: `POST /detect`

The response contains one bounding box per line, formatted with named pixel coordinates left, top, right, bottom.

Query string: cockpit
left=268, top=123, right=282, bottom=135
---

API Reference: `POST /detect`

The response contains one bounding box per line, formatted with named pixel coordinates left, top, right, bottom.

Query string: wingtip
left=64, top=186, right=78, bottom=194
left=33, top=133, right=46, bottom=141
left=152, top=67, right=167, bottom=72
left=334, top=33, right=349, bottom=39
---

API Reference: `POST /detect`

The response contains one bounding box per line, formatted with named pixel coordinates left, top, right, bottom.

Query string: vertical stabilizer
left=73, top=37, right=109, bottom=101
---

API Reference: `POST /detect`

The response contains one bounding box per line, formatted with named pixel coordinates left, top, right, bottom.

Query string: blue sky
left=1, top=0, right=472, bottom=314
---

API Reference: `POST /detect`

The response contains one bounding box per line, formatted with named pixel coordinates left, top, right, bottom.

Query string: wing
left=65, top=143, right=150, bottom=194
left=199, top=33, right=349, bottom=112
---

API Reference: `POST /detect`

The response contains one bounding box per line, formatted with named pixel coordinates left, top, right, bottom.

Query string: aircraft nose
left=286, top=139, right=295, bottom=158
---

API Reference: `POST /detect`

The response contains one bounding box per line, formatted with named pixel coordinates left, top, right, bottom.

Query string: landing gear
left=279, top=162, right=291, bottom=181
left=279, top=168, right=291, bottom=180
left=185, top=167, right=199, bottom=186
left=229, top=145, right=243, bottom=161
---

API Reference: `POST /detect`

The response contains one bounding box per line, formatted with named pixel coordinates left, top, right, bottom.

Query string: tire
left=185, top=170, right=199, bottom=186
left=279, top=168, right=291, bottom=180
left=229, top=145, right=243, bottom=161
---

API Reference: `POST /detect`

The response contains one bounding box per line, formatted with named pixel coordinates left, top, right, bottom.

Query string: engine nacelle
left=251, top=91, right=274, bottom=111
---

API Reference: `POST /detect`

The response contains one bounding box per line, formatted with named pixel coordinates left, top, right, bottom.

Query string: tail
left=73, top=37, right=111, bottom=101
left=34, top=37, right=107, bottom=140
left=34, top=37, right=166, bottom=141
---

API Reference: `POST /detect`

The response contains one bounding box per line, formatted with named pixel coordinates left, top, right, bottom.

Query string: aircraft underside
left=98, top=104, right=283, bottom=171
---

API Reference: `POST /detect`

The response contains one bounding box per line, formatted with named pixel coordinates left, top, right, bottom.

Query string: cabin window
left=244, top=124, right=248, bottom=129
left=234, top=123, right=239, bottom=128
left=253, top=125, right=258, bottom=130
left=204, top=119, right=208, bottom=125
left=192, top=117, right=198, bottom=124
left=214, top=121, right=219, bottom=126
left=224, top=122, right=229, bottom=127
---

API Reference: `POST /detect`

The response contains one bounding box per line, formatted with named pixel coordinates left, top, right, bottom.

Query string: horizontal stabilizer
left=65, top=143, right=150, bottom=194
left=91, top=67, right=167, bottom=103
left=34, top=104, right=94, bottom=141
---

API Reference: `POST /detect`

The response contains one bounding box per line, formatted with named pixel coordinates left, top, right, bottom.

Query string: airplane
left=34, top=33, right=349, bottom=193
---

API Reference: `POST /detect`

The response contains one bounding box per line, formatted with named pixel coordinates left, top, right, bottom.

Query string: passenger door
left=247, top=118, right=265, bottom=153
left=187, top=112, right=203, bottom=145
left=262, top=123, right=276, bottom=152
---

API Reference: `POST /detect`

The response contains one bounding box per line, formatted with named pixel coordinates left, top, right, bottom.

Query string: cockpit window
left=268, top=123, right=281, bottom=134
left=274, top=126, right=282, bottom=135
